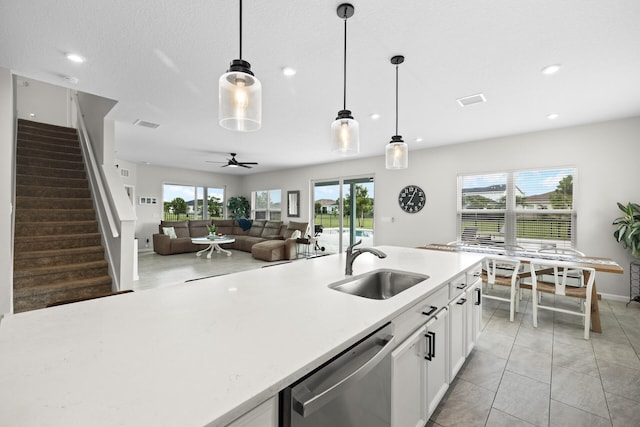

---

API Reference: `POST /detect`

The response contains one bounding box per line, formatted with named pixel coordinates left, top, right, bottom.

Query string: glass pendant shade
left=219, top=60, right=262, bottom=132
left=386, top=135, right=409, bottom=169
left=331, top=110, right=360, bottom=155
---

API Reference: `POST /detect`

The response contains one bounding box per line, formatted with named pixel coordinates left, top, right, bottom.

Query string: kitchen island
left=0, top=246, right=483, bottom=426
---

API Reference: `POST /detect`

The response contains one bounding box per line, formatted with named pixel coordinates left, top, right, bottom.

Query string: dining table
left=420, top=243, right=624, bottom=333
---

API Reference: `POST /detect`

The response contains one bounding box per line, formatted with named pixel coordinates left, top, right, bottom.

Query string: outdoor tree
left=208, top=196, right=223, bottom=218
left=344, top=185, right=373, bottom=227
left=170, top=197, right=188, bottom=216
left=550, top=175, right=573, bottom=209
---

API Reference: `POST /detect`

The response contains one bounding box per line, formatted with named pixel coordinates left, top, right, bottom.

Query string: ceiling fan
left=207, top=153, right=258, bottom=169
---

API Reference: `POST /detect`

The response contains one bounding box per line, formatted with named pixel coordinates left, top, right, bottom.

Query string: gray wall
left=241, top=116, right=640, bottom=300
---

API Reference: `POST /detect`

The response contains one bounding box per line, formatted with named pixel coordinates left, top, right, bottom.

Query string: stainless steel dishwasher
left=280, top=323, right=395, bottom=427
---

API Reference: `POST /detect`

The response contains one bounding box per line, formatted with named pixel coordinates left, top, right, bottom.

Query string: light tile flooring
left=430, top=293, right=640, bottom=426
left=136, top=253, right=640, bottom=426
left=134, top=249, right=272, bottom=291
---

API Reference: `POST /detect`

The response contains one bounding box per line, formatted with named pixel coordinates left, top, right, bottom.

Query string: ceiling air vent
left=120, top=168, right=130, bottom=178
left=456, top=93, right=486, bottom=107
left=133, top=119, right=160, bottom=129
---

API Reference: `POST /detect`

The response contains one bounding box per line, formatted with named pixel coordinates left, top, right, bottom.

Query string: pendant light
left=385, top=55, right=409, bottom=169
left=219, top=0, right=262, bottom=132
left=332, top=3, right=359, bottom=155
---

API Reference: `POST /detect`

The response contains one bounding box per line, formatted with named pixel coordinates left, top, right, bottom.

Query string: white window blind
left=457, top=168, right=576, bottom=250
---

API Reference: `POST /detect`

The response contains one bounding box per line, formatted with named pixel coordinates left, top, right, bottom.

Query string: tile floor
left=136, top=252, right=640, bottom=426
left=430, top=293, right=640, bottom=426
left=134, top=249, right=272, bottom=291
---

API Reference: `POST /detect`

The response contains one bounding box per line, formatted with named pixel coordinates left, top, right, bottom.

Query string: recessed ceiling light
left=29, top=113, right=36, bottom=118
left=541, top=64, right=561, bottom=75
left=65, top=53, right=86, bottom=63
left=369, top=113, right=380, bottom=120
left=282, top=67, right=296, bottom=77
left=547, top=113, right=559, bottom=120
left=414, top=137, right=423, bottom=143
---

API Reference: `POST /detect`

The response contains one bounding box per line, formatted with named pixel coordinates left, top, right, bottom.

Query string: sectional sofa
left=152, top=219, right=309, bottom=262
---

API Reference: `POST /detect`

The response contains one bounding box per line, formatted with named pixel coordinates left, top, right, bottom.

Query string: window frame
left=162, top=183, right=226, bottom=221
left=251, top=189, right=282, bottom=221
left=457, top=167, right=577, bottom=250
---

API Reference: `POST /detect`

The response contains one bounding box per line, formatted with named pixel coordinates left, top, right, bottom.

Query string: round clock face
left=398, top=185, right=426, bottom=213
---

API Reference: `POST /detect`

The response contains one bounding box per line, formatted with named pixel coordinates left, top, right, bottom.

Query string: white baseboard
left=600, top=292, right=629, bottom=302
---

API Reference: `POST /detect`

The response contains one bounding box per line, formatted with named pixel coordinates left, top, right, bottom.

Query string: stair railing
left=73, top=98, right=119, bottom=239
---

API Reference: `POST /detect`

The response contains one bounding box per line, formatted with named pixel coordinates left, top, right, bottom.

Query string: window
left=163, top=184, right=225, bottom=220
left=251, top=189, right=281, bottom=220
left=457, top=168, right=576, bottom=250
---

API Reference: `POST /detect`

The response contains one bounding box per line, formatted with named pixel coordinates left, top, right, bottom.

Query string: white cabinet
left=448, top=291, right=467, bottom=381
left=391, top=325, right=428, bottom=427
left=390, top=263, right=483, bottom=426
left=465, top=277, right=482, bottom=356
left=425, top=307, right=448, bottom=416
left=226, top=396, right=277, bottom=427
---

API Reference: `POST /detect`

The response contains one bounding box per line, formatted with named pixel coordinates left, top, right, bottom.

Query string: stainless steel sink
left=329, top=269, right=429, bottom=300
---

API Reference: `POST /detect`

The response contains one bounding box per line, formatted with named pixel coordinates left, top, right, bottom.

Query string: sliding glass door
left=313, top=176, right=374, bottom=253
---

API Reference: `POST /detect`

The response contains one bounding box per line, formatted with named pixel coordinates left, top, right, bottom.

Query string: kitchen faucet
left=345, top=240, right=387, bottom=275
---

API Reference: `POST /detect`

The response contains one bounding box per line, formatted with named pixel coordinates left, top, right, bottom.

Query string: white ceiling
left=2, top=0, right=640, bottom=175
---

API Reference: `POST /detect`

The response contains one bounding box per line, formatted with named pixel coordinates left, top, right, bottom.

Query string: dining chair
left=482, top=257, right=522, bottom=322
left=530, top=262, right=595, bottom=339
left=537, top=246, right=585, bottom=286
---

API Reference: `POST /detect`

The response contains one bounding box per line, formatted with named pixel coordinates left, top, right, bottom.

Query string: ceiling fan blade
left=205, top=160, right=227, bottom=163
left=239, top=164, right=252, bottom=169
left=238, top=162, right=258, bottom=165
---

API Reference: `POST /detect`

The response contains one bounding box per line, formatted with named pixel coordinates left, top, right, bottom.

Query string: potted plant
left=613, top=202, right=640, bottom=257
left=227, top=196, right=250, bottom=219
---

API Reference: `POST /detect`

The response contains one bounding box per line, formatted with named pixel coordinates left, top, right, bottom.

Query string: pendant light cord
left=395, top=64, right=399, bottom=135
left=342, top=13, right=347, bottom=110
left=239, top=0, right=243, bottom=60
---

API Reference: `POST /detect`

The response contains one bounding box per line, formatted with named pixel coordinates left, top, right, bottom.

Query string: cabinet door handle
left=473, top=271, right=481, bottom=278
left=475, top=287, right=481, bottom=305
left=456, top=297, right=467, bottom=305
left=456, top=283, right=467, bottom=289
left=422, top=305, right=437, bottom=316
left=428, top=331, right=436, bottom=359
left=424, top=333, right=433, bottom=361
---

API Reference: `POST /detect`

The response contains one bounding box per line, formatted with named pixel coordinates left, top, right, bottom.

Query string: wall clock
left=398, top=185, right=426, bottom=213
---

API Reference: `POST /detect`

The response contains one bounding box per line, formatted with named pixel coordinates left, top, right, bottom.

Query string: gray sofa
left=152, top=219, right=308, bottom=261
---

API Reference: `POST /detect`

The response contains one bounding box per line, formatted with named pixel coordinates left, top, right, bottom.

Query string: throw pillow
left=162, top=226, right=177, bottom=239
left=291, top=230, right=302, bottom=239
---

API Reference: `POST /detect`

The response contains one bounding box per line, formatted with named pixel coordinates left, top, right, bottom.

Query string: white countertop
left=0, top=246, right=483, bottom=426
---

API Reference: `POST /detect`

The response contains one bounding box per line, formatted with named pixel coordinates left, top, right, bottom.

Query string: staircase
left=13, top=119, right=113, bottom=313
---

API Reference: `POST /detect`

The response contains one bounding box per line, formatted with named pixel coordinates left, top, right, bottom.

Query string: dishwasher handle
left=291, top=331, right=396, bottom=417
